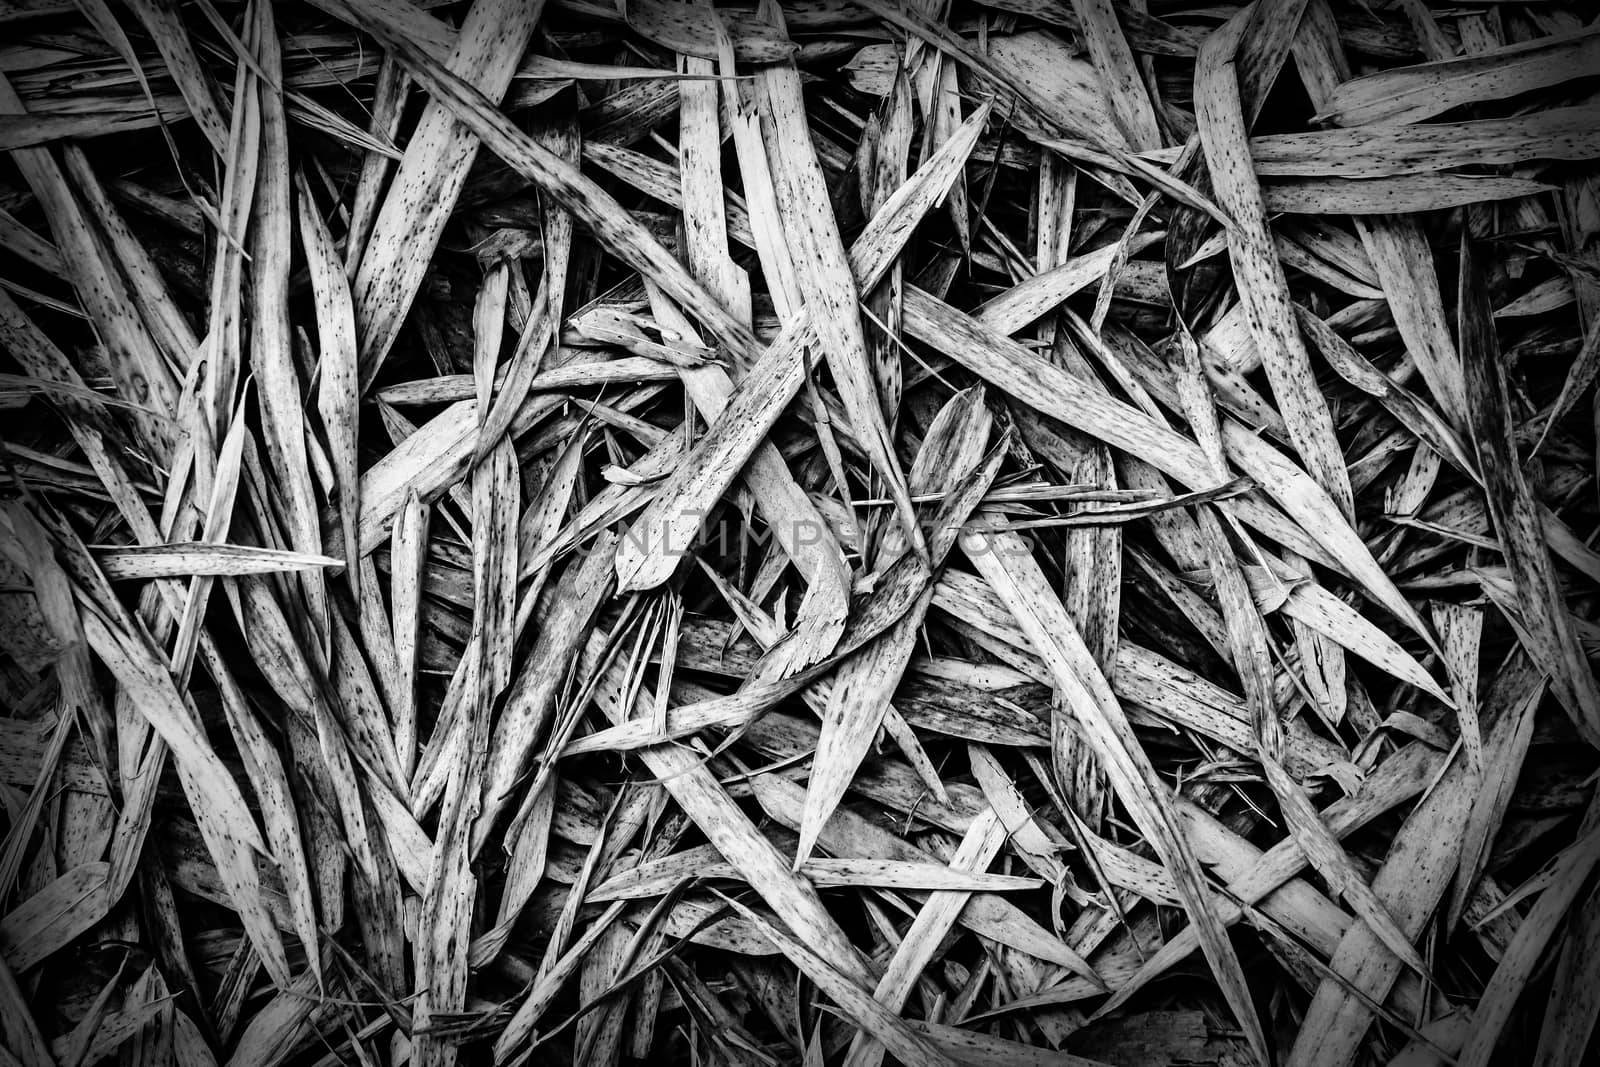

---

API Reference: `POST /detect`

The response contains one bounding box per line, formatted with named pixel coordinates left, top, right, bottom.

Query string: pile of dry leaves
left=1, top=0, right=1599, bottom=1064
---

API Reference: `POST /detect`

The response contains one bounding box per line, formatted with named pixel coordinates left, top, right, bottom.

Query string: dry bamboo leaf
left=973, top=234, right=1164, bottom=335
left=1354, top=216, right=1470, bottom=430
left=390, top=489, right=428, bottom=782
left=1196, top=11, right=1353, bottom=518
left=591, top=854, right=1042, bottom=899
left=67, top=592, right=259, bottom=854
left=1432, top=602, right=1484, bottom=771
left=0, top=73, right=179, bottom=459
left=119, top=0, right=228, bottom=153
left=1096, top=740, right=1442, bottom=1014
left=961, top=522, right=1269, bottom=1067
left=1068, top=0, right=1163, bottom=152
left=798, top=387, right=995, bottom=864
left=1536, top=880, right=1600, bottom=1067
left=1448, top=654, right=1544, bottom=933
left=1454, top=827, right=1600, bottom=1065
left=968, top=744, right=1070, bottom=884
left=610, top=102, right=988, bottom=592
left=80, top=599, right=290, bottom=983
left=1284, top=741, right=1477, bottom=1067
left=752, top=773, right=1099, bottom=981
left=662, top=59, right=851, bottom=677
left=472, top=259, right=510, bottom=417
left=624, top=0, right=796, bottom=63
left=717, top=892, right=956, bottom=1067
left=901, top=286, right=1428, bottom=640
left=932, top=568, right=1355, bottom=779
left=92, top=543, right=342, bottom=580
left=295, top=167, right=361, bottom=593
left=476, top=144, right=566, bottom=457
left=1229, top=105, right=1600, bottom=178
left=0, top=950, right=51, bottom=1067
left=1461, top=237, right=1600, bottom=745
left=844, top=807, right=1009, bottom=1067
left=248, top=0, right=326, bottom=655
left=1324, top=26, right=1600, bottom=126
left=911, top=1019, right=1110, bottom=1067
left=859, top=64, right=911, bottom=418
left=474, top=532, right=615, bottom=853
left=320, top=0, right=763, bottom=383
left=198, top=635, right=325, bottom=991
left=576, top=642, right=882, bottom=1007
left=1243, top=566, right=1448, bottom=703
left=340, top=0, right=547, bottom=386
left=1262, top=751, right=1428, bottom=977
left=0, top=862, right=111, bottom=972
left=1261, top=173, right=1554, bottom=214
